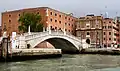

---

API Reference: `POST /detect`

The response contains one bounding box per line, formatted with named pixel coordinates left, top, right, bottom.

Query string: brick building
left=1, top=7, right=76, bottom=36
left=102, top=18, right=119, bottom=48
left=115, top=17, right=120, bottom=45
left=76, top=14, right=103, bottom=47
left=76, top=14, right=120, bottom=48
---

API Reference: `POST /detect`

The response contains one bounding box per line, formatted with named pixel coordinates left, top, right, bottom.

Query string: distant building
left=103, top=18, right=119, bottom=47
left=113, top=17, right=120, bottom=47
left=1, top=7, right=76, bottom=36
left=76, top=14, right=103, bottom=47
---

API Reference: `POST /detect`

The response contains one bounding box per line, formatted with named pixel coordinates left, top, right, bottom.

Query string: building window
left=104, top=44, right=106, bottom=47
left=97, top=32, right=99, bottom=34
left=65, top=23, right=67, bottom=25
left=104, top=26, right=106, bottom=29
left=55, top=27, right=57, bottom=30
left=65, top=29, right=67, bottom=31
left=72, top=30, right=73, bottom=33
left=113, top=22, right=115, bottom=24
left=50, top=12, right=52, bottom=15
left=86, top=25, right=90, bottom=28
left=65, top=17, right=67, bottom=19
left=104, top=38, right=105, bottom=40
left=104, top=32, right=105, bottom=35
left=9, top=20, right=11, bottom=23
left=104, top=22, right=106, bottom=23
left=72, top=24, right=73, bottom=27
left=19, top=14, right=20, bottom=16
left=69, top=18, right=70, bottom=20
left=72, top=19, right=73, bottom=21
left=50, top=19, right=52, bottom=22
left=103, top=26, right=104, bottom=29
left=108, top=44, right=111, bottom=47
left=55, top=20, right=57, bottom=22
left=109, top=32, right=111, bottom=35
left=109, top=21, right=111, bottom=23
left=59, top=28, right=61, bottom=30
left=108, top=26, right=112, bottom=29
left=87, top=32, right=89, bottom=35
left=114, top=38, right=116, bottom=41
left=69, top=23, right=70, bottom=26
left=69, top=30, right=70, bottom=32
left=50, top=26, right=52, bottom=29
left=9, top=14, right=11, bottom=17
left=37, top=12, right=39, bottom=14
left=55, top=13, right=57, bottom=16
left=59, top=21, right=61, bottom=24
left=109, top=38, right=111, bottom=40
left=59, top=15, right=61, bottom=17
left=87, top=17, right=89, bottom=19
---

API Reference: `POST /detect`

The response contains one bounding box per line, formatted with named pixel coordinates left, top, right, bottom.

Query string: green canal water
left=0, top=54, right=120, bottom=71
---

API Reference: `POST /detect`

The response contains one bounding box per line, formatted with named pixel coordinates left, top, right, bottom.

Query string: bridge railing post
left=64, top=30, right=66, bottom=35
left=49, top=30, right=51, bottom=34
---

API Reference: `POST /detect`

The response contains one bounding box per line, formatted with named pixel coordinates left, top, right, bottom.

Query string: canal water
left=0, top=54, right=120, bottom=71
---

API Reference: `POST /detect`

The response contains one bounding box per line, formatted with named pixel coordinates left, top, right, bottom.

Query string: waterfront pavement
left=80, top=48, right=120, bottom=55
left=0, top=48, right=62, bottom=61
left=10, top=48, right=62, bottom=56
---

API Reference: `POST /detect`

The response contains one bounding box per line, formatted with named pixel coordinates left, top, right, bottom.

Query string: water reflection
left=0, top=54, right=120, bottom=71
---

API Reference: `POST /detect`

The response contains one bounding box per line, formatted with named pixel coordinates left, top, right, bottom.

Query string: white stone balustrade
left=15, top=31, right=83, bottom=50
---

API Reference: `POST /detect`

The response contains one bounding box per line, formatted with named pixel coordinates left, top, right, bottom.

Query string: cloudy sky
left=0, top=0, right=120, bottom=24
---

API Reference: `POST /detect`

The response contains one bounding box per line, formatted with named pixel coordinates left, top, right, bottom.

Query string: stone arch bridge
left=15, top=31, right=83, bottom=53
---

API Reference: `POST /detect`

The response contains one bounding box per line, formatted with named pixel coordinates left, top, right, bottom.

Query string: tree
left=18, top=12, right=43, bottom=33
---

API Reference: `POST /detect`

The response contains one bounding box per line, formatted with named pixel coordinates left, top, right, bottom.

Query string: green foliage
left=18, top=12, right=43, bottom=33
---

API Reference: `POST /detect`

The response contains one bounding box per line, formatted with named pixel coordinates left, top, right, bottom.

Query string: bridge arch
left=27, top=35, right=81, bottom=53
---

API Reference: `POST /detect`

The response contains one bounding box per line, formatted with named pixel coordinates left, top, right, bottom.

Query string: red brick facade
left=1, top=7, right=76, bottom=36
left=103, top=18, right=118, bottom=47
